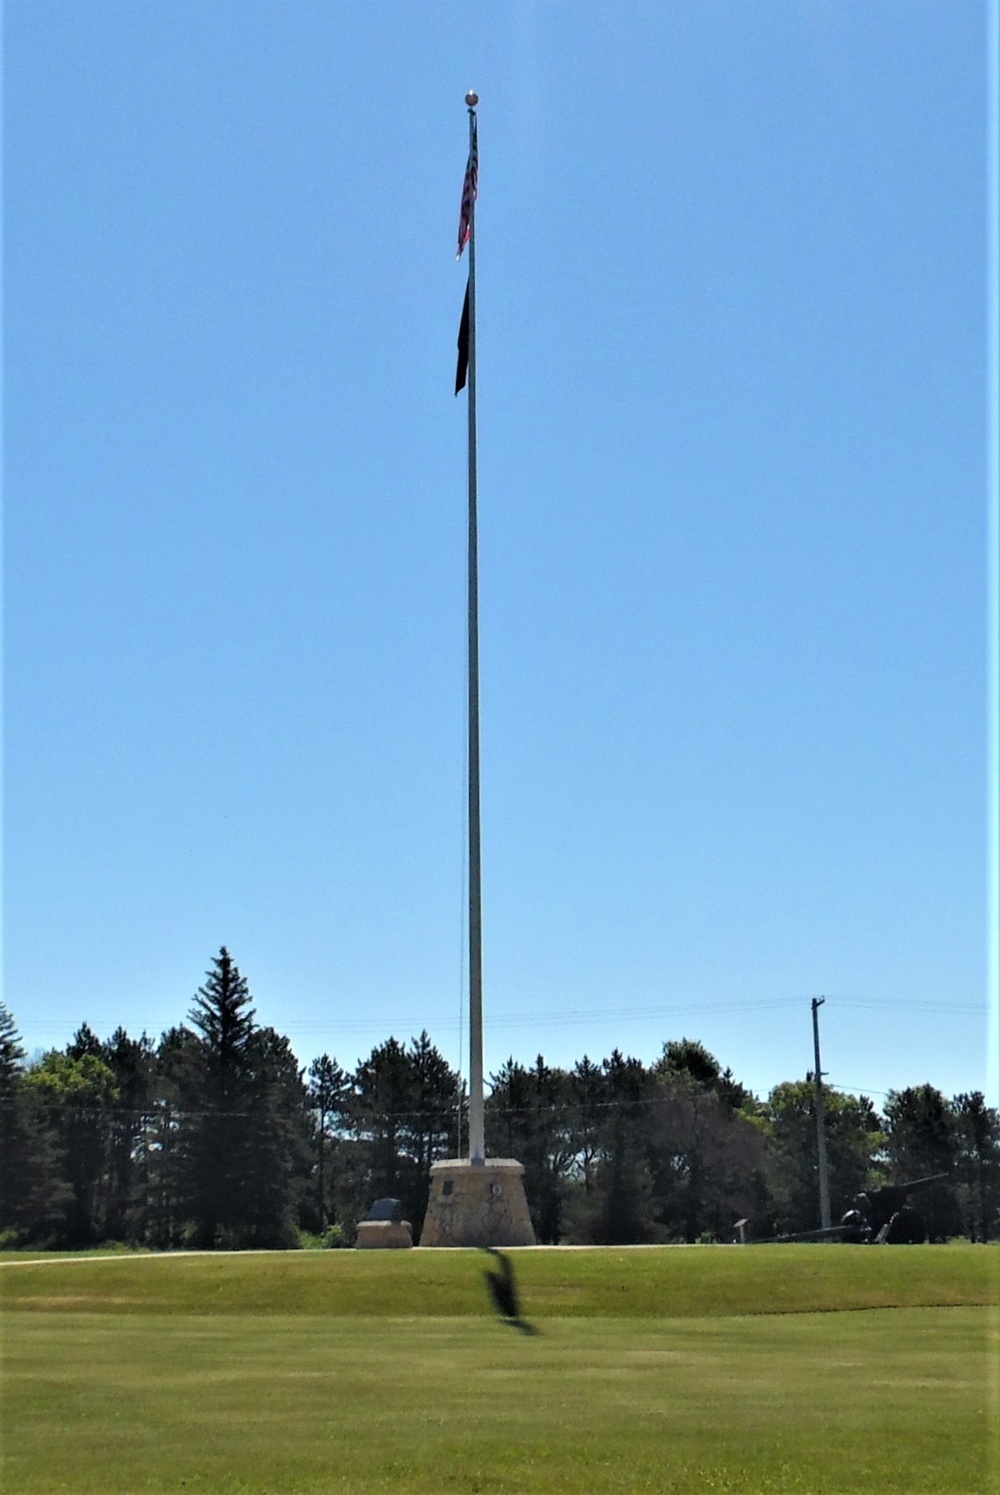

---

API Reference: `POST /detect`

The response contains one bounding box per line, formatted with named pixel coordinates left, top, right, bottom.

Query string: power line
left=828, top=1081, right=892, bottom=1100
left=18, top=995, right=983, bottom=1046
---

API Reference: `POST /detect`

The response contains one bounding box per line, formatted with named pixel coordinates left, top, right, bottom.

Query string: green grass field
left=3, top=1246, right=998, bottom=1494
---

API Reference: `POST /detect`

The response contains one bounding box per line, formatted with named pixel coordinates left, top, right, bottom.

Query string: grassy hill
left=4, top=1246, right=997, bottom=1494
left=2, top=1241, right=996, bottom=1319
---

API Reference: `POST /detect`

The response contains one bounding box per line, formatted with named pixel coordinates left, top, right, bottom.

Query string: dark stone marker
left=366, top=1198, right=404, bottom=1223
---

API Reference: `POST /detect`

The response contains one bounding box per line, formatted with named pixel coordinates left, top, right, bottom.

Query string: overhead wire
left=21, top=992, right=983, bottom=1045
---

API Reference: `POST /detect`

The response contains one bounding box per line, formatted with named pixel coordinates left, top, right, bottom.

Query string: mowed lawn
left=3, top=1246, right=998, bottom=1494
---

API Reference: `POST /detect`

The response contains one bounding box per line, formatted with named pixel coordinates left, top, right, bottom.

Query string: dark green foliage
left=951, top=1092, right=1000, bottom=1241
left=0, top=1004, right=68, bottom=1241
left=6, top=967, right=985, bottom=1251
left=347, top=1032, right=461, bottom=1235
left=174, top=949, right=307, bottom=1248
left=143, top=1025, right=201, bottom=1248
left=583, top=1051, right=658, bottom=1245
left=658, top=1038, right=722, bottom=1091
left=25, top=1021, right=157, bottom=1246
left=351, top=1036, right=417, bottom=1206
left=657, top=1039, right=751, bottom=1114
left=102, top=1027, right=157, bottom=1242
left=567, top=1056, right=604, bottom=1198
left=175, top=948, right=258, bottom=1246
left=647, top=1075, right=766, bottom=1243
left=486, top=1057, right=574, bottom=1242
left=556, top=1045, right=766, bottom=1245
left=306, top=1054, right=349, bottom=1232
left=402, top=1031, right=462, bottom=1226
left=240, top=1027, right=313, bottom=1247
left=760, top=1081, right=884, bottom=1236
left=26, top=1047, right=119, bottom=1246
left=882, top=1085, right=961, bottom=1240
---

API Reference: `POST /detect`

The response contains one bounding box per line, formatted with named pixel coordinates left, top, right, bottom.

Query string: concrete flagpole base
left=419, top=1158, right=535, bottom=1247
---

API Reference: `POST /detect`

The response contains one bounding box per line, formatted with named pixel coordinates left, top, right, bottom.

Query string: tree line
left=2, top=948, right=997, bottom=1250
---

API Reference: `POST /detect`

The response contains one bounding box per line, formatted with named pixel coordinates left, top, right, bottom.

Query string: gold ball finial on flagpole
left=465, top=91, right=479, bottom=107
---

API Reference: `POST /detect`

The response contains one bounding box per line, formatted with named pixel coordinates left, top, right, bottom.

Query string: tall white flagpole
left=420, top=98, right=533, bottom=1245
left=463, top=91, right=485, bottom=1164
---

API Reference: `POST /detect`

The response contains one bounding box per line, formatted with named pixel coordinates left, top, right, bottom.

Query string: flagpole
left=464, top=91, right=485, bottom=1165
left=420, top=98, right=533, bottom=1245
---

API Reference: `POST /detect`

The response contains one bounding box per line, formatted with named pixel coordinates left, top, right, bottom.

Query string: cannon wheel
left=884, top=1206, right=927, bottom=1244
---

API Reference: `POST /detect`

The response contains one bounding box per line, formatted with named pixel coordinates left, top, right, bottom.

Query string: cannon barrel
left=890, top=1173, right=950, bottom=1194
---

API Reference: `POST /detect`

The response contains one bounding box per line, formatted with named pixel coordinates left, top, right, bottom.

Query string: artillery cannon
left=748, top=1173, right=951, bottom=1245
left=838, top=1173, right=950, bottom=1244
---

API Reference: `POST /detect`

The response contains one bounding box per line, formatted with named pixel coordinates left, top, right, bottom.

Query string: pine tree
left=351, top=1037, right=415, bottom=1207
left=102, top=1028, right=156, bottom=1242
left=566, top=1057, right=606, bottom=1192
left=307, top=1054, right=349, bottom=1232
left=401, top=1031, right=461, bottom=1227
left=883, top=1085, right=960, bottom=1239
left=178, top=948, right=258, bottom=1247
left=587, top=1050, right=657, bottom=1244
left=486, top=1056, right=572, bottom=1242
left=0, top=1003, right=67, bottom=1241
left=952, top=1092, right=1000, bottom=1241
left=145, top=1025, right=202, bottom=1248
left=240, top=1027, right=311, bottom=1247
left=174, top=950, right=311, bottom=1248
left=346, top=1034, right=461, bottom=1234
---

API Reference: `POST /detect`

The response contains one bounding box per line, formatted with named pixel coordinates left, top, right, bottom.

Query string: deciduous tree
left=761, top=1081, right=883, bottom=1236
left=26, top=1046, right=118, bottom=1245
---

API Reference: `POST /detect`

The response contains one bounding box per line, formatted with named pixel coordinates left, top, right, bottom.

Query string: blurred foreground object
left=482, top=1246, right=538, bottom=1335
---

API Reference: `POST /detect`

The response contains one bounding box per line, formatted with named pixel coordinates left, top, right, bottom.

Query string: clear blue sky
left=4, top=1, right=994, bottom=1108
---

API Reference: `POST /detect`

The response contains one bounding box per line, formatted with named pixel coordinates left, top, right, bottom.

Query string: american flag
left=457, top=120, right=478, bottom=259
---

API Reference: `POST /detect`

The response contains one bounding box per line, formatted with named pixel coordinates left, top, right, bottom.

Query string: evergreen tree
left=241, top=1027, right=311, bottom=1247
left=567, top=1055, right=605, bottom=1198
left=658, top=1038, right=722, bottom=1091
left=67, top=1023, right=105, bottom=1060
left=102, top=1027, right=156, bottom=1242
left=882, top=1085, right=960, bottom=1239
left=487, top=1059, right=534, bottom=1162
left=586, top=1051, right=656, bottom=1244
left=175, top=948, right=264, bottom=1247
left=655, top=1039, right=751, bottom=1114
left=307, top=1054, right=349, bottom=1231
left=400, top=1032, right=461, bottom=1229
left=951, top=1092, right=1000, bottom=1241
left=0, top=1003, right=67, bottom=1242
left=144, top=1025, right=199, bottom=1248
left=345, top=1034, right=461, bottom=1235
left=486, top=1056, right=573, bottom=1242
left=351, top=1037, right=414, bottom=1206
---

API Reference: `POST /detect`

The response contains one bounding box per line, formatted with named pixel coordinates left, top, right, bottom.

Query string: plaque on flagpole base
left=419, top=1158, right=535, bottom=1247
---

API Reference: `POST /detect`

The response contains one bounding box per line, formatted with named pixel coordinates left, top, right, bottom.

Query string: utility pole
left=811, top=997, right=831, bottom=1230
